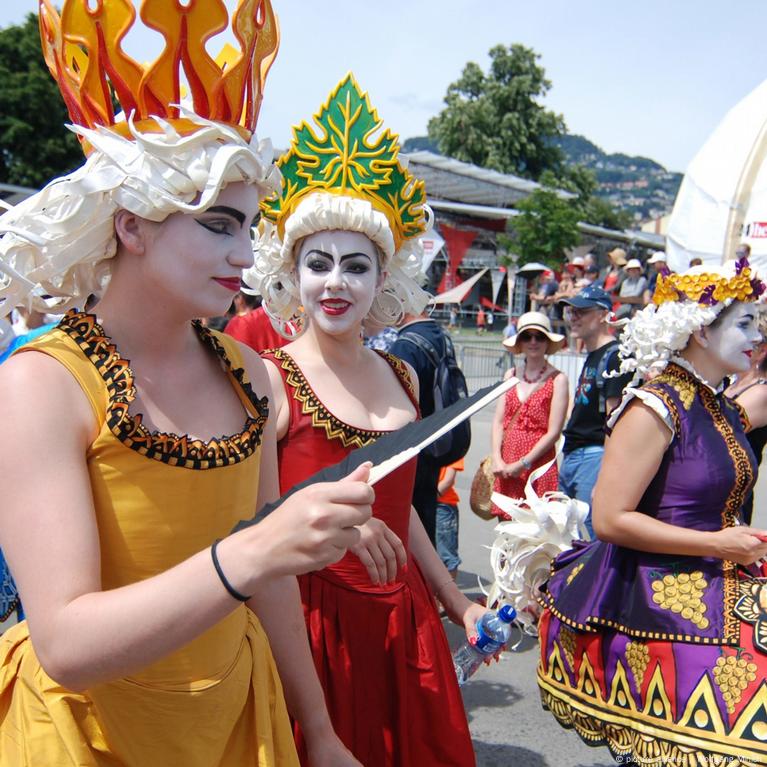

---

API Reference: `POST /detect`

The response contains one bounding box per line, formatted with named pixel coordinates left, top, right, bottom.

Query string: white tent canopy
left=430, top=268, right=488, bottom=304
left=666, top=78, right=767, bottom=273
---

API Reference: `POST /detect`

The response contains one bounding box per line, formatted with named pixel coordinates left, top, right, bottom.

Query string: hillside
left=554, top=134, right=682, bottom=223
left=402, top=133, right=683, bottom=224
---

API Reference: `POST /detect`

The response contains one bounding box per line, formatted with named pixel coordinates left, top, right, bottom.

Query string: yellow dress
left=0, top=311, right=299, bottom=767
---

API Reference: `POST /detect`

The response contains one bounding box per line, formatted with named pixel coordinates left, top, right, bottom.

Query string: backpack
left=396, top=329, right=471, bottom=465
left=595, top=340, right=620, bottom=415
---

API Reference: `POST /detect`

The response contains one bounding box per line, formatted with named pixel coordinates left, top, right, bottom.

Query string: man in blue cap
left=558, top=285, right=631, bottom=536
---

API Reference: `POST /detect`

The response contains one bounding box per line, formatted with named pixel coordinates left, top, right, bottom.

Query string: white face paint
left=704, top=302, right=762, bottom=375
left=295, top=230, right=383, bottom=337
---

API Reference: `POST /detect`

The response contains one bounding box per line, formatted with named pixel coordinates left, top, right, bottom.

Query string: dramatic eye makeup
left=195, top=205, right=247, bottom=235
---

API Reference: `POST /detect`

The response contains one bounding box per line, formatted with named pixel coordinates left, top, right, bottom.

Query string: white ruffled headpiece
left=614, top=261, right=763, bottom=380
left=244, top=192, right=431, bottom=336
left=487, top=458, right=590, bottom=636
left=0, top=109, right=281, bottom=316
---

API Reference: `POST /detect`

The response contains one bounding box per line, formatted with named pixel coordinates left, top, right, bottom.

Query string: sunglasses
left=564, top=306, right=602, bottom=320
left=519, top=330, right=548, bottom=343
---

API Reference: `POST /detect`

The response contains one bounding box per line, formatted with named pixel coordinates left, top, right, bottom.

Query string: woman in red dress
left=248, top=75, right=482, bottom=766
left=491, top=312, right=569, bottom=517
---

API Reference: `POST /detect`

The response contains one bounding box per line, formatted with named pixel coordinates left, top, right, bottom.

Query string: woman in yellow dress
left=0, top=2, right=370, bottom=765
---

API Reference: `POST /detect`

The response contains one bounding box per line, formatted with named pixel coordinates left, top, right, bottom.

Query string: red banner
left=437, top=225, right=477, bottom=292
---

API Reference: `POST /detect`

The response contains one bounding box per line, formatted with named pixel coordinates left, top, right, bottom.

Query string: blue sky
left=2, top=1, right=764, bottom=173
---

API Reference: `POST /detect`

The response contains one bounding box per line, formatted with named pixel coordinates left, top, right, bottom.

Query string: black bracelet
left=211, top=539, right=251, bottom=602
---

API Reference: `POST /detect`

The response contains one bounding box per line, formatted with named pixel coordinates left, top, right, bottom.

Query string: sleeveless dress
left=537, top=363, right=767, bottom=765
left=492, top=372, right=559, bottom=518
left=262, top=348, right=475, bottom=767
left=0, top=311, right=298, bottom=767
left=733, top=378, right=767, bottom=525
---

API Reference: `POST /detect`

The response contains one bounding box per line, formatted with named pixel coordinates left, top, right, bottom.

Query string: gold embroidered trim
left=729, top=396, right=752, bottom=433
left=537, top=592, right=731, bottom=644
left=269, top=347, right=416, bottom=449
left=538, top=655, right=767, bottom=765
left=57, top=310, right=268, bottom=469
left=566, top=563, right=584, bottom=585
left=698, top=383, right=754, bottom=644
left=646, top=365, right=697, bottom=411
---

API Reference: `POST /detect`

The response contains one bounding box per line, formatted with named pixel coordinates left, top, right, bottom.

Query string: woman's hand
left=350, top=517, right=407, bottom=585
left=458, top=600, right=490, bottom=641
left=711, top=526, right=767, bottom=566
left=490, top=456, right=505, bottom=476
left=440, top=588, right=489, bottom=640
left=493, top=461, right=523, bottom=479
left=246, top=464, right=375, bottom=582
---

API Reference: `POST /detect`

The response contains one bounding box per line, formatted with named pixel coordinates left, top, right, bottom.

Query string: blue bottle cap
left=498, top=605, right=517, bottom=623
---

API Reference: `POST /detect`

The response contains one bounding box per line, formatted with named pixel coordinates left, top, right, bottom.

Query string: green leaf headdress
left=262, top=73, right=428, bottom=251
left=246, top=74, right=431, bottom=336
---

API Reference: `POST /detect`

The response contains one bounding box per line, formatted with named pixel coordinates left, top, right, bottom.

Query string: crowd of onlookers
left=528, top=247, right=681, bottom=346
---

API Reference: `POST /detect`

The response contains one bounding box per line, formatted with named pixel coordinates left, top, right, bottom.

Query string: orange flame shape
left=38, top=0, right=279, bottom=146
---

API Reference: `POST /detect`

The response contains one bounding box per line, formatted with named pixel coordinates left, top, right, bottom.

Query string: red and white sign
left=747, top=222, right=767, bottom=238
left=420, top=232, right=446, bottom=272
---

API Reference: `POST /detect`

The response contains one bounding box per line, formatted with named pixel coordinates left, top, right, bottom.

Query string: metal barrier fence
left=455, top=342, right=585, bottom=398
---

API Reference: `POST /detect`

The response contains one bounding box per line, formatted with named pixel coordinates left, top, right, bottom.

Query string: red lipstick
left=214, top=277, right=241, bottom=292
left=320, top=299, right=351, bottom=316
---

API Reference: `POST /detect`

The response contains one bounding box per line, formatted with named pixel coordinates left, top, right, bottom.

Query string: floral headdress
left=244, top=73, right=431, bottom=334
left=615, top=258, right=766, bottom=379
left=0, top=0, right=282, bottom=316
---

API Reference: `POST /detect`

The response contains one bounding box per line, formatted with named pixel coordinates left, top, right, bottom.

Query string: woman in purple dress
left=537, top=260, right=767, bottom=765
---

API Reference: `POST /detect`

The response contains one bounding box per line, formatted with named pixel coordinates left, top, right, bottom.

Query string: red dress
left=492, top=372, right=559, bottom=519
left=262, top=348, right=475, bottom=767
left=224, top=307, right=288, bottom=352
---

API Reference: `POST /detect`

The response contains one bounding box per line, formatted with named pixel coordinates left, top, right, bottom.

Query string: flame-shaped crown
left=38, top=0, right=279, bottom=153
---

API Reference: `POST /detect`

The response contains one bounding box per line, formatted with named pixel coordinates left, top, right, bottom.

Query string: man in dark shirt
left=389, top=313, right=456, bottom=543
left=558, top=285, right=631, bottom=536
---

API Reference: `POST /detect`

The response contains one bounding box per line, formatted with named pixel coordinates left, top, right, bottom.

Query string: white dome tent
left=666, top=78, right=767, bottom=273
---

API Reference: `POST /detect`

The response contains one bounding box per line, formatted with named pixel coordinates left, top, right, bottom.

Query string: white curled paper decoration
left=486, top=455, right=590, bottom=636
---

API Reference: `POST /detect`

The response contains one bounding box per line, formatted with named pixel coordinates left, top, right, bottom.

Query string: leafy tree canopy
left=0, top=13, right=82, bottom=187
left=428, top=44, right=565, bottom=180
left=501, top=184, right=580, bottom=269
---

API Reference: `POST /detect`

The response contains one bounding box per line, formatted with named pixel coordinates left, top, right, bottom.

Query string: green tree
left=428, top=44, right=565, bottom=180
left=501, top=186, right=580, bottom=268
left=0, top=13, right=82, bottom=187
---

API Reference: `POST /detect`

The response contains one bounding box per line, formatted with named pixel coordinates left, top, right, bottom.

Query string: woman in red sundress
left=248, top=74, right=482, bottom=766
left=491, top=312, right=569, bottom=517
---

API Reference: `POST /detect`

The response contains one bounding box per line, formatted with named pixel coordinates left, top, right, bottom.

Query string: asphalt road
left=441, top=400, right=767, bottom=767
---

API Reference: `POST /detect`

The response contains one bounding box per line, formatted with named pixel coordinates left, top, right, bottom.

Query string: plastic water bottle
left=453, top=605, right=516, bottom=686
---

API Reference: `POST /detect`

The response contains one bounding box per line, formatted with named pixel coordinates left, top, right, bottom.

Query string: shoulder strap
left=595, top=340, right=620, bottom=413
left=15, top=327, right=108, bottom=429
left=734, top=378, right=767, bottom=398
left=207, top=329, right=266, bottom=419
left=397, top=329, right=441, bottom=367
left=378, top=351, right=420, bottom=412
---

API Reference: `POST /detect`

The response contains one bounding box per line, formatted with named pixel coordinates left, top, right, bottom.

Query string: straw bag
left=469, top=456, right=495, bottom=520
